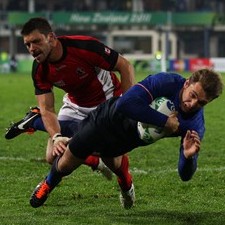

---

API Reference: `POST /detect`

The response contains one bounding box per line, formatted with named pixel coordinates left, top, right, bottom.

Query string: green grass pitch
left=0, top=71, right=225, bottom=225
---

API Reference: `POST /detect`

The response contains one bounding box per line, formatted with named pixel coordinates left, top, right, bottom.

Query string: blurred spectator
left=7, top=0, right=27, bottom=11
left=108, top=0, right=128, bottom=11
left=196, top=0, right=212, bottom=11
left=162, top=0, right=176, bottom=11
left=176, top=0, right=188, bottom=12
left=143, top=0, right=162, bottom=11
left=132, top=0, right=144, bottom=12
left=9, top=55, right=17, bottom=72
left=4, top=0, right=225, bottom=13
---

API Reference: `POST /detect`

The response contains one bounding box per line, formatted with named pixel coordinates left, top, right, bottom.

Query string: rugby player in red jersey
left=6, top=17, right=136, bottom=208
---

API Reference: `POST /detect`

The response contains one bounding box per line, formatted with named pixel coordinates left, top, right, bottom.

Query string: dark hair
left=21, top=17, right=53, bottom=36
left=189, top=68, right=224, bottom=100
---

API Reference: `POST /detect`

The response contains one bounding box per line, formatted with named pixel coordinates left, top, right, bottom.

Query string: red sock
left=114, top=155, right=132, bottom=191
left=83, top=155, right=99, bottom=170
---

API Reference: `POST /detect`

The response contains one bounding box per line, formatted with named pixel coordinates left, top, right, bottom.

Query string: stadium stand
left=0, top=0, right=225, bottom=73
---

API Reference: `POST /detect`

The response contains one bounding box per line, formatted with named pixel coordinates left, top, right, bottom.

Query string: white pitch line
left=0, top=156, right=29, bottom=162
left=1, top=156, right=225, bottom=175
left=131, top=166, right=225, bottom=175
left=131, top=167, right=177, bottom=174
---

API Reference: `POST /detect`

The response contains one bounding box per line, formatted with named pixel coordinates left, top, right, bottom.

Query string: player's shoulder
left=140, top=72, right=185, bottom=89
left=57, top=35, right=102, bottom=52
left=58, top=35, right=99, bottom=42
left=152, top=72, right=185, bottom=82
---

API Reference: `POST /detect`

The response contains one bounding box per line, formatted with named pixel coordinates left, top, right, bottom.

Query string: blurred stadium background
left=0, top=0, right=225, bottom=74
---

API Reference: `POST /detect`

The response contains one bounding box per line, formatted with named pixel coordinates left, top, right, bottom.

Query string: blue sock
left=32, top=117, right=46, bottom=131
left=46, top=157, right=62, bottom=187
left=32, top=119, right=78, bottom=135
left=46, top=157, right=67, bottom=187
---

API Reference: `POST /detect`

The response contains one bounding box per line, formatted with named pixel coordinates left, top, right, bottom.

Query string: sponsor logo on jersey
left=104, top=47, right=111, bottom=55
left=76, top=67, right=88, bottom=79
left=53, top=80, right=66, bottom=87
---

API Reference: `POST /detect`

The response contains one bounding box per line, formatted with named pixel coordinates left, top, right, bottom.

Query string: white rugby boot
left=96, top=158, right=113, bottom=181
left=119, top=183, right=135, bottom=209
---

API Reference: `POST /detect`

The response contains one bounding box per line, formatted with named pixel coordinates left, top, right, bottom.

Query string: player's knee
left=45, top=137, right=54, bottom=164
left=57, top=149, right=84, bottom=174
left=45, top=154, right=55, bottom=165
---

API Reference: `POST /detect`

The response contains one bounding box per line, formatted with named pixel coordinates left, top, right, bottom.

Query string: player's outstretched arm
left=178, top=130, right=200, bottom=181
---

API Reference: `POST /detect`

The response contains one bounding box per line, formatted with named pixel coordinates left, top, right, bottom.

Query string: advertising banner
left=189, top=58, right=213, bottom=71
left=169, top=59, right=189, bottom=71
left=210, top=58, right=225, bottom=72
left=8, top=12, right=216, bottom=26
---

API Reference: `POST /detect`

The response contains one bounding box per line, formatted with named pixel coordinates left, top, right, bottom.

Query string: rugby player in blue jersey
left=29, top=68, right=223, bottom=209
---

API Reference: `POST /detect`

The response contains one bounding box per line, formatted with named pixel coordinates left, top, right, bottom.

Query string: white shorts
left=58, top=94, right=97, bottom=121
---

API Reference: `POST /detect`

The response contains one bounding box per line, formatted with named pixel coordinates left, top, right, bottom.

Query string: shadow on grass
left=110, top=210, right=225, bottom=225
left=28, top=200, right=225, bottom=225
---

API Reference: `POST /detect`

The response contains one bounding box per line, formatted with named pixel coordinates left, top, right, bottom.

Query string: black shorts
left=68, top=97, right=146, bottom=158
left=59, top=120, right=79, bottom=137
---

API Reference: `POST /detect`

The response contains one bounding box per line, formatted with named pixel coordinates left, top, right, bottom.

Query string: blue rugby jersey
left=116, top=72, right=205, bottom=181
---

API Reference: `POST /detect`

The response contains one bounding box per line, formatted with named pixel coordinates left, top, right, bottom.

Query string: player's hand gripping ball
left=137, top=97, right=175, bottom=144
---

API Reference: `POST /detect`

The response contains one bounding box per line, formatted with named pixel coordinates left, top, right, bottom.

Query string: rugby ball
left=137, top=97, right=175, bottom=144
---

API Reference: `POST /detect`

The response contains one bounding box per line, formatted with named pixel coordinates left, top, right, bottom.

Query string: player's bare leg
left=46, top=138, right=112, bottom=180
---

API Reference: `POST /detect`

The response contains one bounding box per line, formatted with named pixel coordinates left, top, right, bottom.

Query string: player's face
left=23, top=30, right=54, bottom=63
left=180, top=80, right=209, bottom=113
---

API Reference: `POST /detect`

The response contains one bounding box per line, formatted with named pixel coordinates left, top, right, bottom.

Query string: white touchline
left=1, top=156, right=225, bottom=175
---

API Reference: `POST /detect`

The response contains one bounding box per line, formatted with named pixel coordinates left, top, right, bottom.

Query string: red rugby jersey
left=32, top=35, right=122, bottom=107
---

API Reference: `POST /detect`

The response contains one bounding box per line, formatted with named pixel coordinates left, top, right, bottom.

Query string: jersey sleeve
left=116, top=73, right=183, bottom=127
left=31, top=61, right=53, bottom=95
left=82, top=41, right=118, bottom=71
left=93, top=42, right=119, bottom=71
left=116, top=84, right=168, bottom=127
left=60, top=36, right=119, bottom=71
left=178, top=145, right=198, bottom=181
left=177, top=111, right=205, bottom=181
